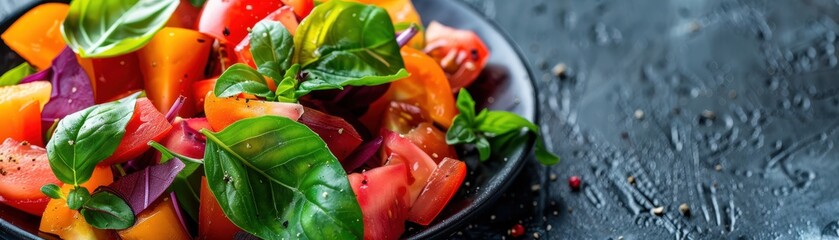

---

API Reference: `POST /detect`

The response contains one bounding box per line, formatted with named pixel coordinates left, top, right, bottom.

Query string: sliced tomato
left=166, top=0, right=202, bottom=29
left=298, top=107, right=362, bottom=161
left=0, top=82, right=51, bottom=146
left=159, top=118, right=210, bottom=163
left=1, top=3, right=69, bottom=70
left=0, top=138, right=60, bottom=216
left=382, top=101, right=455, bottom=162
left=39, top=166, right=114, bottom=239
left=407, top=157, right=466, bottom=225
left=118, top=197, right=191, bottom=240
left=198, top=177, right=241, bottom=240
left=348, top=163, right=411, bottom=240
left=381, top=130, right=437, bottom=204
left=76, top=53, right=145, bottom=103
left=197, top=0, right=284, bottom=44
left=204, top=92, right=304, bottom=131
left=192, top=78, right=217, bottom=111
left=424, top=21, right=489, bottom=92
left=100, top=98, right=173, bottom=166
left=137, top=27, right=212, bottom=117
left=235, top=6, right=300, bottom=68
left=361, top=48, right=456, bottom=130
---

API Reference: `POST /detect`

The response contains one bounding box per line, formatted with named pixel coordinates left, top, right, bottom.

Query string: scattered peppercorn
left=652, top=206, right=665, bottom=216
left=627, top=175, right=636, bottom=185
left=679, top=203, right=691, bottom=216
left=568, top=176, right=581, bottom=191
left=510, top=224, right=525, bottom=237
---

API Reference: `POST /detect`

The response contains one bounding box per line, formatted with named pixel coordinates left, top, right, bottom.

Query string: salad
left=0, top=0, right=558, bottom=239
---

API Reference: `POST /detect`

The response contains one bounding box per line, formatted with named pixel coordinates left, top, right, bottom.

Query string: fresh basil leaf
left=214, top=64, right=275, bottom=99
left=446, top=115, right=476, bottom=144
left=67, top=187, right=91, bottom=210
left=0, top=63, right=35, bottom=86
left=47, top=92, right=141, bottom=185
left=475, top=111, right=538, bottom=137
left=293, top=0, right=407, bottom=96
left=201, top=116, right=363, bottom=239
left=251, top=20, right=295, bottom=82
left=41, top=184, right=64, bottom=200
left=62, top=0, right=180, bottom=57
left=476, top=137, right=491, bottom=161
left=535, top=138, right=560, bottom=165
left=80, top=190, right=135, bottom=230
left=455, top=89, right=477, bottom=123
left=276, top=64, right=301, bottom=102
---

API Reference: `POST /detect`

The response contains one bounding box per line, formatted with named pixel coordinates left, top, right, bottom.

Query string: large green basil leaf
left=62, top=0, right=180, bottom=58
left=47, top=92, right=140, bottom=185
left=214, top=64, right=275, bottom=99
left=293, top=0, right=407, bottom=96
left=251, top=20, right=295, bottom=83
left=201, top=116, right=363, bottom=239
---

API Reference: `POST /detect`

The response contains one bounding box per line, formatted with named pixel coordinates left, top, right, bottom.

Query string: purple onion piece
left=108, top=159, right=185, bottom=215
left=396, top=24, right=420, bottom=48
left=19, top=69, right=51, bottom=84
left=342, top=136, right=383, bottom=173
left=165, top=95, right=187, bottom=123
left=169, top=192, right=189, bottom=234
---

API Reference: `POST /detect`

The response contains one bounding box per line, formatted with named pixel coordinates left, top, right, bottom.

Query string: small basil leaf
left=476, top=137, right=491, bottom=161
left=276, top=64, right=301, bottom=102
left=455, top=88, right=476, bottom=123
left=67, top=187, right=91, bottom=210
left=80, top=190, right=136, bottom=230
left=446, top=115, right=476, bottom=145
left=47, top=92, right=141, bottom=185
left=201, top=116, right=363, bottom=239
left=0, top=63, right=35, bottom=86
left=41, top=184, right=64, bottom=200
left=293, top=1, right=407, bottom=96
left=214, top=64, right=275, bottom=99
left=251, top=20, right=295, bottom=82
left=62, top=0, right=180, bottom=57
left=475, top=111, right=538, bottom=137
left=534, top=137, right=560, bottom=165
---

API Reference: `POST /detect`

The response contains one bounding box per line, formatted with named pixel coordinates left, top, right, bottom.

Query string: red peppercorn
left=510, top=223, right=525, bottom=237
left=568, top=176, right=581, bottom=191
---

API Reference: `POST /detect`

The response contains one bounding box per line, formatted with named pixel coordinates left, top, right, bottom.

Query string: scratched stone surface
left=454, top=0, right=839, bottom=239
left=3, top=0, right=839, bottom=239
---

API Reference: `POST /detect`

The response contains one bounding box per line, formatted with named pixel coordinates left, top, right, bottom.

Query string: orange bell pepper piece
left=118, top=197, right=191, bottom=240
left=0, top=3, right=69, bottom=70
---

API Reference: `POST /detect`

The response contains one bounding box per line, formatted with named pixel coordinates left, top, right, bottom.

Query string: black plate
left=0, top=0, right=539, bottom=239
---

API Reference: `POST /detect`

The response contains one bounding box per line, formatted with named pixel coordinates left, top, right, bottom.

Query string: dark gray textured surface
left=3, top=0, right=839, bottom=239
left=456, top=0, right=839, bottom=239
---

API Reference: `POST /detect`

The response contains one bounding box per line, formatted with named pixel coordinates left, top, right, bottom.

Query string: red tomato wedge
left=234, top=6, right=300, bottom=68
left=407, top=157, right=467, bottom=225
left=100, top=98, right=173, bottom=166
left=424, top=21, right=489, bottom=92
left=298, top=107, right=362, bottom=161
left=381, top=130, right=437, bottom=205
left=0, top=138, right=60, bottom=216
left=197, top=0, right=284, bottom=44
left=281, top=0, right=313, bottom=19
left=198, top=177, right=241, bottom=240
left=204, top=92, right=304, bottom=131
left=382, top=101, right=456, bottom=162
left=75, top=53, right=145, bottom=104
left=192, top=78, right=217, bottom=111
left=159, top=118, right=210, bottom=163
left=166, top=0, right=202, bottom=29
left=348, top=163, right=411, bottom=240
